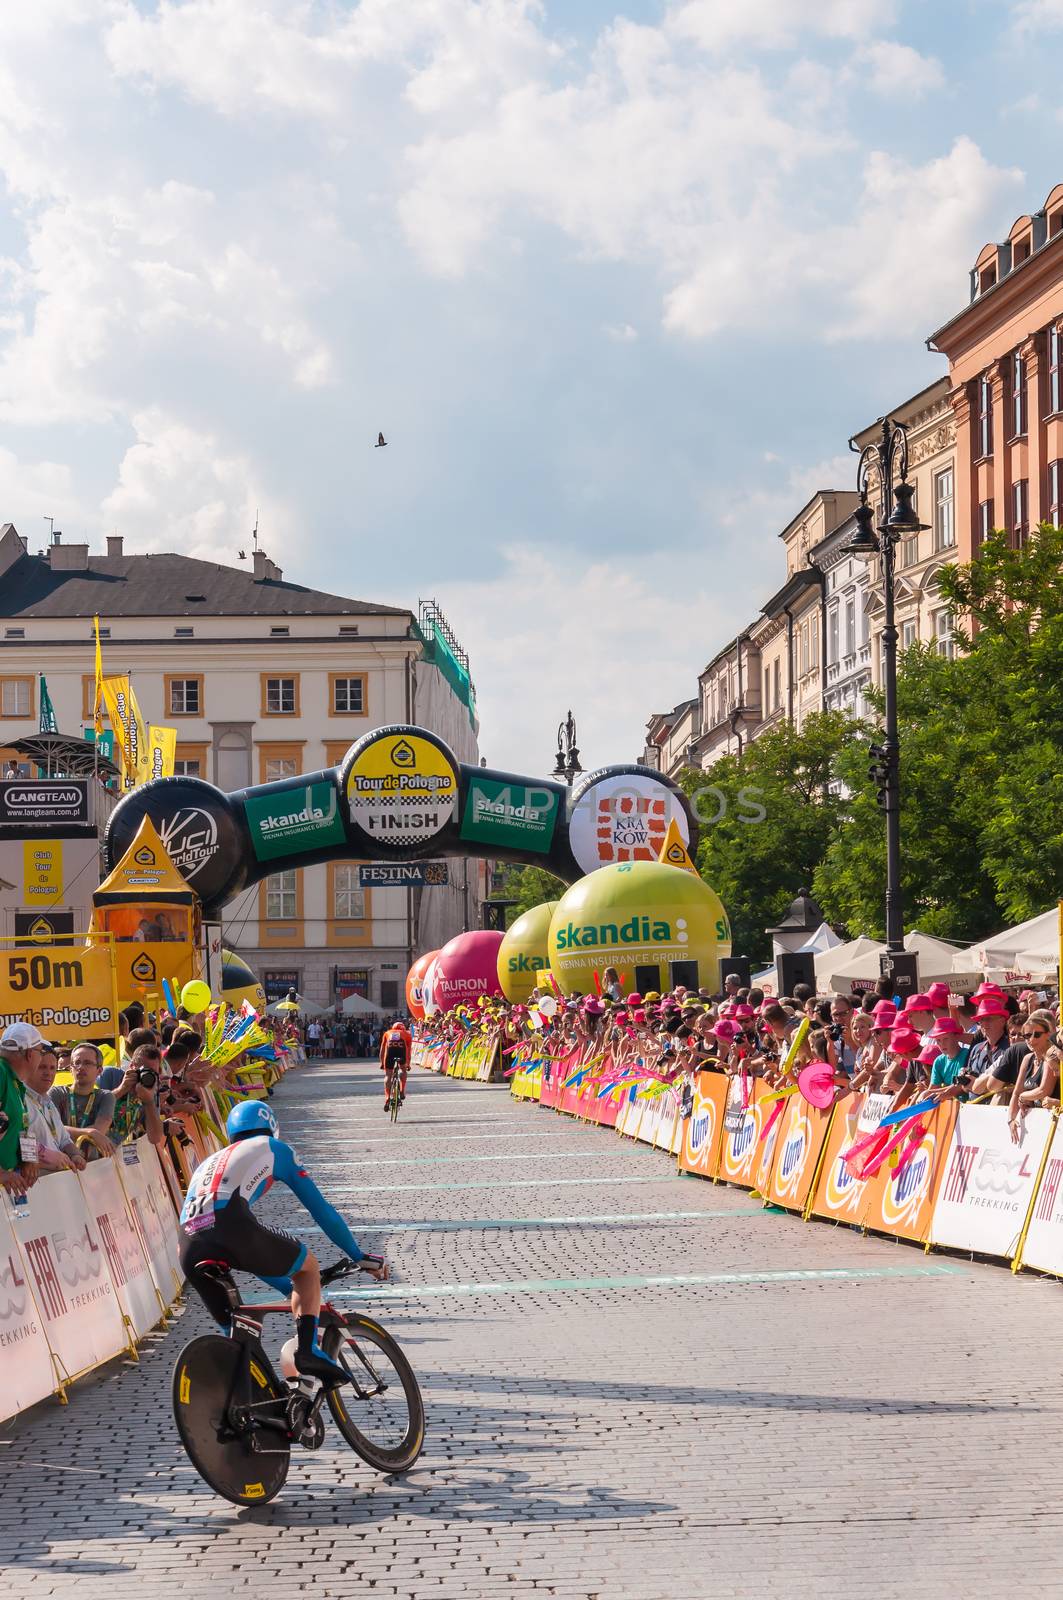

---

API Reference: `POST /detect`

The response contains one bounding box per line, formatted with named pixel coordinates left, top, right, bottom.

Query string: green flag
left=39, top=675, right=57, bottom=734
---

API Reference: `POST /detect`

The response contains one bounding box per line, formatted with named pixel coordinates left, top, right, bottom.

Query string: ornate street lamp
left=552, top=710, right=583, bottom=786
left=845, top=418, right=928, bottom=956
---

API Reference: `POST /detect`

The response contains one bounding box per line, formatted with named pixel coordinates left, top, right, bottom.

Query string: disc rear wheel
left=323, top=1315, right=424, bottom=1473
left=172, top=1334, right=290, bottom=1506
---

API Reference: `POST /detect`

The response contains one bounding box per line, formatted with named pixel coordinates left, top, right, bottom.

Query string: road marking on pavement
left=313, top=1148, right=628, bottom=1168
left=307, top=1130, right=593, bottom=1151
left=330, top=1174, right=674, bottom=1193
left=327, top=1263, right=966, bottom=1301
left=289, top=1207, right=765, bottom=1236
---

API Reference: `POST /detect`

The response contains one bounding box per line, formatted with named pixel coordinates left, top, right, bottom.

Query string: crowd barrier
left=412, top=1035, right=499, bottom=1082
left=1, top=1046, right=302, bottom=1425
left=499, top=1046, right=1063, bottom=1278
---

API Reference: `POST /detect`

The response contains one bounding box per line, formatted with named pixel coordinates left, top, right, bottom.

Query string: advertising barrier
left=765, top=1094, right=835, bottom=1214
left=678, top=1071, right=728, bottom=1179
left=1, top=1137, right=189, bottom=1423
left=930, top=1105, right=1054, bottom=1260
left=1014, top=1117, right=1063, bottom=1275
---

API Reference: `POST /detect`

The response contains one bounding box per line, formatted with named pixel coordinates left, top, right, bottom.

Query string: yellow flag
left=101, top=675, right=148, bottom=788
left=93, top=616, right=104, bottom=735
left=147, top=725, right=177, bottom=781
left=657, top=816, right=699, bottom=877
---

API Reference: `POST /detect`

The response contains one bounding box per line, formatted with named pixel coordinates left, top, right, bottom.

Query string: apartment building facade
left=930, top=182, right=1063, bottom=558
left=0, top=525, right=480, bottom=1007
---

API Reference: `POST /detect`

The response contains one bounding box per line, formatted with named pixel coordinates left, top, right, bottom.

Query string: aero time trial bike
left=173, top=1258, right=424, bottom=1505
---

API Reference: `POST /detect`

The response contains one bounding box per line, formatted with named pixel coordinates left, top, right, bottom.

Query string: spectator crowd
left=0, top=1000, right=298, bottom=1198
left=418, top=967, right=1062, bottom=1145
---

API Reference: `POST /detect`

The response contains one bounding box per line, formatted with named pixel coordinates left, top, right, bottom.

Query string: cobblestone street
left=4, top=1059, right=1063, bottom=1599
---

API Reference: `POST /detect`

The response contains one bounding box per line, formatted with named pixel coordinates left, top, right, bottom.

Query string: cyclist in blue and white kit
left=179, top=1101, right=388, bottom=1381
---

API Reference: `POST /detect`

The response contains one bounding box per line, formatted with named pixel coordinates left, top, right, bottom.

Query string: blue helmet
left=226, top=1100, right=279, bottom=1141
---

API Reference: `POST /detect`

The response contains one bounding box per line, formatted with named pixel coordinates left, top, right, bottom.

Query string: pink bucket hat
left=929, top=1015, right=963, bottom=1040
left=974, top=997, right=1010, bottom=1019
left=712, top=1019, right=742, bottom=1042
left=889, top=1026, right=923, bottom=1056
left=903, top=993, right=934, bottom=1015
left=917, top=1042, right=940, bottom=1067
left=871, top=1001, right=898, bottom=1028
left=925, top=982, right=951, bottom=1009
left=732, top=1004, right=755, bottom=1020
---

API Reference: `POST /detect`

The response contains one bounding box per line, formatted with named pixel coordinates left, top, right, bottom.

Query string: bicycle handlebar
left=320, top=1255, right=385, bottom=1286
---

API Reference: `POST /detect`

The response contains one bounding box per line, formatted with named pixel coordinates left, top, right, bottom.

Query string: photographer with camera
left=107, top=1043, right=166, bottom=1148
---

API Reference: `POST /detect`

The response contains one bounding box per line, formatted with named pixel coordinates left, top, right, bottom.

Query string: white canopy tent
left=951, top=908, right=1060, bottom=986
left=266, top=996, right=329, bottom=1018
left=822, top=930, right=979, bottom=993
left=340, top=991, right=388, bottom=1016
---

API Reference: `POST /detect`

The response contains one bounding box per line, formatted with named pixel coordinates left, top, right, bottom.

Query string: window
left=0, top=677, right=33, bottom=718
left=901, top=620, right=918, bottom=650
left=827, top=608, right=839, bottom=667
left=173, top=758, right=202, bottom=778
left=977, top=373, right=993, bottom=458
left=262, top=675, right=298, bottom=715
left=167, top=676, right=202, bottom=716
left=762, top=669, right=771, bottom=712
left=1012, top=479, right=1028, bottom=546
left=933, top=468, right=955, bottom=550
left=859, top=587, right=870, bottom=646
left=976, top=500, right=993, bottom=547
left=270, top=625, right=290, bottom=637
left=1049, top=460, right=1063, bottom=528
left=333, top=866, right=366, bottom=921
left=901, top=528, right=919, bottom=567
left=174, top=626, right=194, bottom=638
left=380, top=980, right=399, bottom=1011
left=265, top=757, right=298, bottom=783
left=338, top=625, right=359, bottom=637
left=4, top=628, right=23, bottom=639
left=1051, top=325, right=1063, bottom=415
left=773, top=658, right=781, bottom=712
left=265, top=871, right=297, bottom=920
left=1011, top=351, right=1027, bottom=437
left=934, top=609, right=955, bottom=660
left=844, top=598, right=856, bottom=658
left=330, top=674, right=366, bottom=715
left=1014, top=238, right=1031, bottom=266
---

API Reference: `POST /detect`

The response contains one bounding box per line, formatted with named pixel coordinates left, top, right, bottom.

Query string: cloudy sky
left=0, top=1, right=1058, bottom=772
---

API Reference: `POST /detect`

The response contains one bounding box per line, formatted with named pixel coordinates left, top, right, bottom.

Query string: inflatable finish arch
left=103, top=724, right=699, bottom=915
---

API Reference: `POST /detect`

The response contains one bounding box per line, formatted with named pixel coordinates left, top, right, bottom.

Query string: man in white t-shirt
left=306, top=1019, right=322, bottom=1058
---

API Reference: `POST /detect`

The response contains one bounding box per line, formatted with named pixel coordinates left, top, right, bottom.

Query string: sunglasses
left=1022, top=1028, right=1048, bottom=1039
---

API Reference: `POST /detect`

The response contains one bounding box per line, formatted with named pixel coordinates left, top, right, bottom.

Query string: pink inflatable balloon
left=433, top=930, right=505, bottom=1013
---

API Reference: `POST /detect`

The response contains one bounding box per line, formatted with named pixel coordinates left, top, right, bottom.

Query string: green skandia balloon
left=547, top=862, right=731, bottom=998
left=497, top=901, right=558, bottom=1003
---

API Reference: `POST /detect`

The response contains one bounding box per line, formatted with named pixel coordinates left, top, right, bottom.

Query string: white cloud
left=852, top=40, right=945, bottom=96
left=604, top=323, right=638, bottom=341
left=437, top=546, right=731, bottom=770
left=101, top=408, right=295, bottom=562
left=1012, top=0, right=1063, bottom=29
left=822, top=139, right=1023, bottom=341
left=666, top=0, right=889, bottom=52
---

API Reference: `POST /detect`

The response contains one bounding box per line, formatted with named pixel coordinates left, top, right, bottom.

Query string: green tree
left=816, top=523, right=1063, bottom=938
left=497, top=864, right=565, bottom=928
left=679, top=711, right=858, bottom=963
left=812, top=644, right=1002, bottom=941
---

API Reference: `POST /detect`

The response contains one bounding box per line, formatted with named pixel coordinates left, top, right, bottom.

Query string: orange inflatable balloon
left=405, top=950, right=439, bottom=1021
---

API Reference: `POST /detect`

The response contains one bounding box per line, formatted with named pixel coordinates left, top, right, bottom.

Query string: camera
left=136, top=1065, right=159, bottom=1090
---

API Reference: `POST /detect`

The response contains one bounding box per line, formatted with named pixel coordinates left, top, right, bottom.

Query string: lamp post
left=552, top=710, right=583, bottom=786
left=845, top=418, right=928, bottom=956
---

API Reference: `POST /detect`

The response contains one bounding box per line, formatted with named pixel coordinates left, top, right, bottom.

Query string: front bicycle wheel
left=172, top=1334, right=290, bottom=1506
left=323, top=1314, right=425, bottom=1473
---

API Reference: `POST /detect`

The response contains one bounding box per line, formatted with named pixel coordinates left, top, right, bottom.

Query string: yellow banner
left=147, top=726, right=177, bottom=782
left=22, top=840, right=63, bottom=903
left=101, top=675, right=148, bottom=788
left=0, top=942, right=118, bottom=1045
left=93, top=615, right=104, bottom=735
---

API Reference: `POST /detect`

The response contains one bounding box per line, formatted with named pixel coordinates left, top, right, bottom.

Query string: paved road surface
left=4, top=1059, right=1063, bottom=1598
